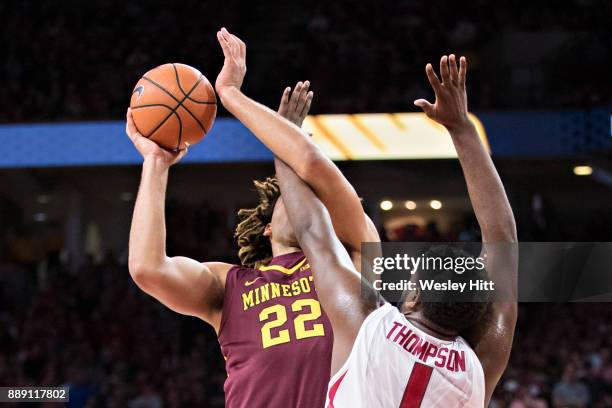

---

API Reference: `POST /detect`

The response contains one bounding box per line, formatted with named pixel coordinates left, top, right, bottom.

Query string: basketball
left=129, top=63, right=217, bottom=151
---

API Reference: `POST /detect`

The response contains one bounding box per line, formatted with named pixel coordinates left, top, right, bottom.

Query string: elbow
left=294, top=219, right=329, bottom=254
left=486, top=217, right=518, bottom=243
left=294, top=219, right=315, bottom=246
left=501, top=214, right=518, bottom=242
left=299, top=146, right=328, bottom=183
left=128, top=257, right=162, bottom=290
left=128, top=261, right=152, bottom=288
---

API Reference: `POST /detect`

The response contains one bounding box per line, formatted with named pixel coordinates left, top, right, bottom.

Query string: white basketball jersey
left=325, top=303, right=485, bottom=408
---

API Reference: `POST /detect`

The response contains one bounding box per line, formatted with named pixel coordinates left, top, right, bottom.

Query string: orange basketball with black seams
left=130, top=63, right=217, bottom=151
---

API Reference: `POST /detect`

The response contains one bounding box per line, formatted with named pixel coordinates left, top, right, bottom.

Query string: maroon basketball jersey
left=218, top=251, right=333, bottom=408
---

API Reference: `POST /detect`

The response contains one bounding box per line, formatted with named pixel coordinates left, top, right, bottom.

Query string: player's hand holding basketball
left=414, top=54, right=472, bottom=132
left=215, top=27, right=246, bottom=99
left=277, top=81, right=314, bottom=127
left=126, top=108, right=187, bottom=166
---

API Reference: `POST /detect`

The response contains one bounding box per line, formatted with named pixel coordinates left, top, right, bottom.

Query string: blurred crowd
left=492, top=303, right=612, bottom=408
left=0, top=201, right=236, bottom=407
left=0, top=257, right=227, bottom=408
left=1, top=195, right=611, bottom=407
left=2, top=0, right=610, bottom=123
left=2, top=256, right=612, bottom=407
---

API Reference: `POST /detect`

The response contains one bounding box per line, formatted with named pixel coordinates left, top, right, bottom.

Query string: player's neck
left=404, top=312, right=458, bottom=341
left=270, top=241, right=301, bottom=258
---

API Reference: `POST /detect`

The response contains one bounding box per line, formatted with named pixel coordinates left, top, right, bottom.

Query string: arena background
left=1, top=1, right=611, bottom=407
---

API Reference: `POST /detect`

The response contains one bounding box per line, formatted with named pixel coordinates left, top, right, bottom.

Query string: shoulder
left=203, top=261, right=235, bottom=275
left=202, top=262, right=235, bottom=288
left=360, top=302, right=396, bottom=331
left=202, top=262, right=250, bottom=332
left=209, top=262, right=265, bottom=288
left=363, top=214, right=381, bottom=242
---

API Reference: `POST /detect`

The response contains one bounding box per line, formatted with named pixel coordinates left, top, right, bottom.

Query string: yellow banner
left=303, top=113, right=488, bottom=160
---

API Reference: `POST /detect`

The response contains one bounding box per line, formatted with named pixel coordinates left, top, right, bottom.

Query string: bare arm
left=125, top=110, right=230, bottom=331
left=214, top=28, right=378, bottom=253
left=274, top=157, right=376, bottom=374
left=271, top=85, right=378, bottom=372
left=415, top=55, right=518, bottom=405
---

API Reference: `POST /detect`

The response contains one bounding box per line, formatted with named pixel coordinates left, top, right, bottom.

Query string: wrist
left=143, top=155, right=171, bottom=172
left=445, top=116, right=475, bottom=135
left=217, top=85, right=241, bottom=105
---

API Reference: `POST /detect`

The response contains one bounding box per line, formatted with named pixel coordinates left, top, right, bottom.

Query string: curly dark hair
left=401, top=245, right=491, bottom=332
left=234, top=177, right=280, bottom=268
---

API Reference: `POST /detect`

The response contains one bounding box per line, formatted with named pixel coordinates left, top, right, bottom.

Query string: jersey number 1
left=400, top=362, right=433, bottom=408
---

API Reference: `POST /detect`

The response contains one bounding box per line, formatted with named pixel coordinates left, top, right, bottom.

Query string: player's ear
left=400, top=288, right=421, bottom=313
left=263, top=223, right=272, bottom=238
left=412, top=288, right=423, bottom=309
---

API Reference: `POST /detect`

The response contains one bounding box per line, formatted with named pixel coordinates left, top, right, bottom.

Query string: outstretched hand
left=277, top=81, right=314, bottom=127
left=414, top=54, right=471, bottom=132
left=125, top=109, right=187, bottom=166
left=215, top=27, right=247, bottom=98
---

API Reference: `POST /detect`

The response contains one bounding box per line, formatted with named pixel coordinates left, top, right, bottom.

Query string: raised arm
left=125, top=110, right=230, bottom=331
left=275, top=156, right=376, bottom=374
left=214, top=28, right=378, bottom=254
left=415, top=56, right=516, bottom=244
left=415, top=55, right=518, bottom=405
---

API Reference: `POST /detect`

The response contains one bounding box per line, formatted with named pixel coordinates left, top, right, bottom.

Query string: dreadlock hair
left=234, top=177, right=281, bottom=268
